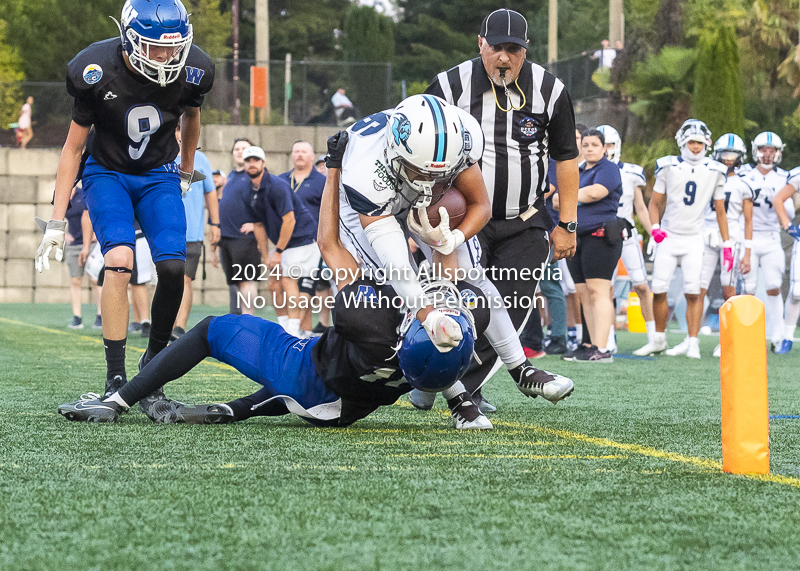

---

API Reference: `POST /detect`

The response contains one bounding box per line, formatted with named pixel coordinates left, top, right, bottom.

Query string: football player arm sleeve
left=318, top=168, right=360, bottom=286
left=451, top=164, right=490, bottom=238
left=179, top=106, right=202, bottom=174
left=361, top=215, right=430, bottom=317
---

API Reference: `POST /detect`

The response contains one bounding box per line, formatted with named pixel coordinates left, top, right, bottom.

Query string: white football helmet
left=675, top=119, right=713, bottom=153
left=596, top=125, right=621, bottom=163
left=386, top=94, right=469, bottom=208
left=751, top=131, right=784, bottom=167
left=711, top=133, right=747, bottom=168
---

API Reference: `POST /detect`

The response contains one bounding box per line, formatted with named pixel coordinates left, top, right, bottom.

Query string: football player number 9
left=126, top=105, right=162, bottom=160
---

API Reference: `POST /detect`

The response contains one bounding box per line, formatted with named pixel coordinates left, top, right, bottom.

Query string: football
left=411, top=187, right=467, bottom=229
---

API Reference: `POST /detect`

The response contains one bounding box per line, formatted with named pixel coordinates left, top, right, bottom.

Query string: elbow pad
left=363, top=216, right=428, bottom=311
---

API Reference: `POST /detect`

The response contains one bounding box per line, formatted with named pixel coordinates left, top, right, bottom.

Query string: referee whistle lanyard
left=491, top=76, right=526, bottom=112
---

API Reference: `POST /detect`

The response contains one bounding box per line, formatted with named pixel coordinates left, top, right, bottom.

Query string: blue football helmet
left=114, top=0, right=193, bottom=87
left=397, top=281, right=476, bottom=392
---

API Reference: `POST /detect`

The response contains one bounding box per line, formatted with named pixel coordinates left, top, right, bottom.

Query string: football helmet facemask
left=596, top=125, right=621, bottom=163
left=114, top=0, right=193, bottom=87
left=386, top=94, right=469, bottom=208
left=397, top=280, right=476, bottom=392
left=675, top=119, right=713, bottom=154
left=751, top=131, right=784, bottom=168
left=711, top=133, right=747, bottom=168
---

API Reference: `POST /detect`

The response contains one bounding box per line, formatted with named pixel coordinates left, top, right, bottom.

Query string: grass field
left=1, top=303, right=799, bottom=570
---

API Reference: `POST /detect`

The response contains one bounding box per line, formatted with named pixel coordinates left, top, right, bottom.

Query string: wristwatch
left=558, top=220, right=578, bottom=233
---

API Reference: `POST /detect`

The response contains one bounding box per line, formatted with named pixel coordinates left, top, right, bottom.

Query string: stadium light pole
left=609, top=0, right=624, bottom=44
left=548, top=0, right=557, bottom=64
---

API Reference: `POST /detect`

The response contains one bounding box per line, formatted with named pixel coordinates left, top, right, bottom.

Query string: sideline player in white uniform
left=335, top=94, right=573, bottom=421
left=699, top=134, right=755, bottom=357
left=636, top=119, right=730, bottom=358
left=595, top=125, right=657, bottom=354
left=739, top=131, right=794, bottom=347
left=771, top=169, right=800, bottom=354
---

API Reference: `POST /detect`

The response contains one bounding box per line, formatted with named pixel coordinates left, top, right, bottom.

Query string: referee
left=425, top=8, right=580, bottom=400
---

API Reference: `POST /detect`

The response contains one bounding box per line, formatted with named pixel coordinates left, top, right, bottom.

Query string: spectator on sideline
left=555, top=129, right=623, bottom=362
left=583, top=39, right=616, bottom=70
left=17, top=96, right=33, bottom=149
left=217, top=138, right=260, bottom=315
left=173, top=125, right=220, bottom=338
left=65, top=184, right=100, bottom=328
left=212, top=169, right=226, bottom=200
left=280, top=141, right=329, bottom=335
left=331, top=88, right=354, bottom=123
left=314, top=155, right=328, bottom=176
left=245, top=146, right=318, bottom=338
left=425, top=8, right=580, bottom=408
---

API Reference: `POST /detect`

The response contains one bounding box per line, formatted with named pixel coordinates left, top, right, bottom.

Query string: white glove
left=407, top=207, right=465, bottom=255
left=646, top=236, right=656, bottom=259
left=703, top=227, right=722, bottom=249
left=179, top=169, right=206, bottom=196
left=422, top=308, right=463, bottom=353
left=34, top=217, right=67, bottom=272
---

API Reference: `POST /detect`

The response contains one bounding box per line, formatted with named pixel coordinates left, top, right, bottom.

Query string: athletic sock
left=783, top=297, right=800, bottom=339
left=441, top=381, right=466, bottom=400
left=646, top=320, right=656, bottom=341
left=287, top=318, right=301, bottom=337
left=688, top=336, right=699, bottom=346
left=277, top=315, right=289, bottom=329
left=653, top=331, right=666, bottom=343
left=104, top=392, right=130, bottom=408
left=103, top=338, right=127, bottom=382
left=574, top=324, right=583, bottom=341
left=229, top=285, right=242, bottom=315
left=765, top=294, right=785, bottom=343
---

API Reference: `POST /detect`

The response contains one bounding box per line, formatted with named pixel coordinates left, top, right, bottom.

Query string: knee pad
left=298, top=276, right=315, bottom=297
left=154, top=259, right=185, bottom=286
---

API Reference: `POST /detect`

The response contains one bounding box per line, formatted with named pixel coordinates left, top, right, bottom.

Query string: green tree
left=0, top=19, right=24, bottom=129
left=342, top=5, right=394, bottom=114
left=186, top=0, right=232, bottom=59
left=692, top=25, right=744, bottom=139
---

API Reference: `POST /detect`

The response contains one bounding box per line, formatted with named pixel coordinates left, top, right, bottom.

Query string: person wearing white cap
left=243, top=146, right=320, bottom=337
left=637, top=119, right=731, bottom=358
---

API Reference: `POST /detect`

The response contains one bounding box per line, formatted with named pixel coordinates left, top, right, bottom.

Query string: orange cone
left=719, top=295, right=769, bottom=474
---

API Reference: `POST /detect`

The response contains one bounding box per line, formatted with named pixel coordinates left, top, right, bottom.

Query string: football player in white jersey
left=595, top=125, right=658, bottom=354
left=637, top=119, right=731, bottom=358
left=699, top=134, right=755, bottom=356
left=771, top=169, right=800, bottom=354
left=739, top=131, right=794, bottom=347
left=334, top=94, right=573, bottom=420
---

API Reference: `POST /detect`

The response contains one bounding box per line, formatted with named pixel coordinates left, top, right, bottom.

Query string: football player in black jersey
left=58, top=135, right=493, bottom=429
left=34, top=0, right=214, bottom=408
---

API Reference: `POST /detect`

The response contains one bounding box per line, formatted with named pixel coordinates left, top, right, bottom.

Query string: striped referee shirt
left=426, top=58, right=579, bottom=221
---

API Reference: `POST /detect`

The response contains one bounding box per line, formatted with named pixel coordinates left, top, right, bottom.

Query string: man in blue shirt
left=174, top=125, right=220, bottom=338
left=280, top=140, right=329, bottom=335
left=245, top=146, right=318, bottom=338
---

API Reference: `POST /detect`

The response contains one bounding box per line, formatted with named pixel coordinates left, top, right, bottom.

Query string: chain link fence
left=549, top=54, right=605, bottom=102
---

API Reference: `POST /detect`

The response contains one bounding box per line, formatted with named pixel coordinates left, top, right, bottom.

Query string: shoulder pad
left=181, top=45, right=215, bottom=91
left=787, top=166, right=800, bottom=181
left=706, top=160, right=728, bottom=174
left=67, top=38, right=122, bottom=94
left=775, top=166, right=788, bottom=177
left=655, top=156, right=679, bottom=169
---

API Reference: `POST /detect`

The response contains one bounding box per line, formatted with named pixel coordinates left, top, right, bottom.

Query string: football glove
left=325, top=131, right=349, bottom=169
left=179, top=169, right=206, bottom=196
left=703, top=227, right=722, bottom=249
left=651, top=224, right=668, bottom=244
left=407, top=207, right=465, bottom=255
left=422, top=308, right=463, bottom=353
left=34, top=217, right=66, bottom=273
left=787, top=224, right=800, bottom=241
left=722, top=240, right=734, bottom=272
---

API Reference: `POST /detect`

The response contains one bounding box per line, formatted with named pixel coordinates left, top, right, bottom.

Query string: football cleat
left=665, top=337, right=690, bottom=356
left=686, top=343, right=701, bottom=359
left=446, top=393, right=492, bottom=429
left=104, top=374, right=127, bottom=399
left=473, top=389, right=497, bottom=414
left=632, top=338, right=668, bottom=356
left=575, top=346, right=614, bottom=363
left=59, top=393, right=126, bottom=423
left=408, top=389, right=436, bottom=411
left=775, top=339, right=793, bottom=355
left=713, top=343, right=721, bottom=357
left=144, top=400, right=235, bottom=424
left=511, top=364, right=574, bottom=403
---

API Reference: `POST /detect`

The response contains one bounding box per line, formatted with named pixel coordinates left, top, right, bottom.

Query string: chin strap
left=490, top=74, right=527, bottom=112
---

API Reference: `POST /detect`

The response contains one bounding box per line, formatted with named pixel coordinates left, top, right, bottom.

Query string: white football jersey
left=339, top=108, right=484, bottom=218
left=653, top=156, right=727, bottom=236
left=741, top=166, right=793, bottom=232
left=702, top=174, right=754, bottom=239
left=615, top=162, right=647, bottom=225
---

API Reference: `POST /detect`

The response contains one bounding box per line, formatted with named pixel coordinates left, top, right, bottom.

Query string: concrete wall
left=0, top=124, right=340, bottom=306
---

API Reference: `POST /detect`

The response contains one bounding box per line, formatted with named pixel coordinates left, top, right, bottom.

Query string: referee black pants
left=460, top=217, right=551, bottom=394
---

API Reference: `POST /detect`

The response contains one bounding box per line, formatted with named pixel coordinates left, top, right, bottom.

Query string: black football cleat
left=446, top=392, right=493, bottom=429
left=103, top=375, right=127, bottom=399
left=510, top=363, right=574, bottom=404
left=144, top=400, right=235, bottom=425
left=59, top=393, right=126, bottom=423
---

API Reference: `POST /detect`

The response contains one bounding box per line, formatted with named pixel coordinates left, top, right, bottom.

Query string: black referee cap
left=480, top=9, right=529, bottom=48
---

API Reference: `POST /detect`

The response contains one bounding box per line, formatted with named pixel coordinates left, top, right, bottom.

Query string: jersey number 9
left=126, top=105, right=162, bottom=160
left=683, top=181, right=697, bottom=206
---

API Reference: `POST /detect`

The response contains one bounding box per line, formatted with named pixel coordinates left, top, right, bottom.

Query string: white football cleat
left=632, top=337, right=668, bottom=356
left=713, top=344, right=721, bottom=357
left=446, top=393, right=493, bottom=429
left=686, top=343, right=701, bottom=359
left=665, top=337, right=690, bottom=356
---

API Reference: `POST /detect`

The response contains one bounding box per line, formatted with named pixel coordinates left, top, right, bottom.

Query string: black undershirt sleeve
left=547, top=89, right=580, bottom=161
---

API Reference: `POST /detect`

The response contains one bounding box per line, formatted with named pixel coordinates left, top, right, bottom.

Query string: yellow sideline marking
left=0, top=317, right=235, bottom=371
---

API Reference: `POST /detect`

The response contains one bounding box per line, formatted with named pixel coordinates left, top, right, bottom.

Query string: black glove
left=326, top=131, right=349, bottom=169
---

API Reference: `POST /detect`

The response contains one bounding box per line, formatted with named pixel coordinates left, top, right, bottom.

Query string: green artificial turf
left=1, top=303, right=799, bottom=570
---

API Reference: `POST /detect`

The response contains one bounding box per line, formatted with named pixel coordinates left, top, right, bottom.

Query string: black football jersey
left=312, top=278, right=490, bottom=425
left=66, top=38, right=214, bottom=174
